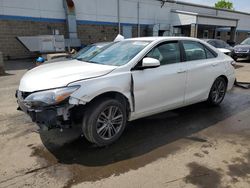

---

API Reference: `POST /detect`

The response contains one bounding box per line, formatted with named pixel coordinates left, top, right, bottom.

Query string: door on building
left=122, top=25, right=132, bottom=39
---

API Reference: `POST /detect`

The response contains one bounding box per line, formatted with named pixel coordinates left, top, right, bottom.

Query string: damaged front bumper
left=16, top=90, right=73, bottom=130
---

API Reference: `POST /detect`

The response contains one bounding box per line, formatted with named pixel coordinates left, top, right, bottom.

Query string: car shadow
left=236, top=58, right=250, bottom=63
left=38, top=90, right=250, bottom=170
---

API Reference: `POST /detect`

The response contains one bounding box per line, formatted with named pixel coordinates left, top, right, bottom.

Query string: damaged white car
left=16, top=37, right=236, bottom=146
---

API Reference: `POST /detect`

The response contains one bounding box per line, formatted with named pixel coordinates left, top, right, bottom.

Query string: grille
left=236, top=48, right=249, bottom=53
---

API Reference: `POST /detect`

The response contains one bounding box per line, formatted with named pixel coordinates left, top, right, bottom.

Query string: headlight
left=24, top=85, right=80, bottom=107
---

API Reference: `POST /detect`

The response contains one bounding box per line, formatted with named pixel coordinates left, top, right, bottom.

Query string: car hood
left=234, top=45, right=250, bottom=50
left=19, top=59, right=117, bottom=92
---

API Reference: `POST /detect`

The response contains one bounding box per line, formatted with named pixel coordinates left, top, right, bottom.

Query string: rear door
left=181, top=40, right=222, bottom=105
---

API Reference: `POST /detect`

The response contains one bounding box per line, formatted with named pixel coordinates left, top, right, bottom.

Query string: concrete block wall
left=0, top=18, right=150, bottom=59
left=0, top=20, right=67, bottom=59
left=219, top=31, right=249, bottom=44
left=77, top=24, right=119, bottom=44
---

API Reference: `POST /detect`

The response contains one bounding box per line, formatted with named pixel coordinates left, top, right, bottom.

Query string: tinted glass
left=241, top=38, right=250, bottom=45
left=183, top=41, right=206, bottom=61
left=146, top=42, right=181, bottom=65
left=205, top=47, right=216, bottom=59
left=207, top=40, right=216, bottom=47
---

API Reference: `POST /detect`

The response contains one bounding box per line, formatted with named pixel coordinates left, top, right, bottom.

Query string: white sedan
left=17, top=37, right=236, bottom=146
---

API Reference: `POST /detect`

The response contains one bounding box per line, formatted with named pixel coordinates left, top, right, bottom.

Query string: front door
left=132, top=41, right=187, bottom=118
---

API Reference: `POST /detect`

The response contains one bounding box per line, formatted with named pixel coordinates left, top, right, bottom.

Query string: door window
left=146, top=42, right=181, bottom=65
left=183, top=41, right=206, bottom=61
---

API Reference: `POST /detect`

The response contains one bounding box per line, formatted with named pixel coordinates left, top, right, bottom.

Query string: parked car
left=16, top=37, right=236, bottom=146
left=203, top=39, right=233, bottom=56
left=44, top=42, right=114, bottom=63
left=232, top=37, right=250, bottom=61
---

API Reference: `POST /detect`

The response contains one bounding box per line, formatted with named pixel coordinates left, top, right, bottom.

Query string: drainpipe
left=63, top=0, right=78, bottom=39
left=137, top=1, right=140, bottom=37
left=117, top=0, right=121, bottom=34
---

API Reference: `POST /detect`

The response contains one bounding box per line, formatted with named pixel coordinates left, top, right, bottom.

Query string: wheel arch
left=88, top=91, right=131, bottom=117
left=218, top=75, right=228, bottom=86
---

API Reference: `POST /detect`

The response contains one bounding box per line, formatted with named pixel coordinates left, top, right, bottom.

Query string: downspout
left=195, top=15, right=198, bottom=38
left=234, top=20, right=239, bottom=44
left=137, top=1, right=140, bottom=37
left=118, top=0, right=121, bottom=34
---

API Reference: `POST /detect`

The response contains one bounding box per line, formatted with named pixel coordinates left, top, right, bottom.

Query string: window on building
left=203, top=30, right=209, bottom=39
left=146, top=42, right=181, bottom=65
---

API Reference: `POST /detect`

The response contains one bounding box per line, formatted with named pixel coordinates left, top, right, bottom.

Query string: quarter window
left=146, top=42, right=181, bottom=65
left=205, top=47, right=216, bottom=59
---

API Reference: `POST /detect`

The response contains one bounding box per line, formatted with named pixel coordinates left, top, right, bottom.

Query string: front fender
left=68, top=72, right=133, bottom=110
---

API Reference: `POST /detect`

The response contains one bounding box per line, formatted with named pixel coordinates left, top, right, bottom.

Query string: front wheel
left=207, top=77, right=227, bottom=106
left=82, top=98, right=127, bottom=146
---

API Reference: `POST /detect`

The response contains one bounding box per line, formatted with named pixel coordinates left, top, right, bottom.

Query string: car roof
left=125, top=36, right=203, bottom=42
left=203, top=39, right=225, bottom=42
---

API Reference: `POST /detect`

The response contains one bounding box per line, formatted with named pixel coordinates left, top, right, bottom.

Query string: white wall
left=0, top=0, right=250, bottom=30
left=0, top=0, right=65, bottom=19
left=172, top=2, right=250, bottom=31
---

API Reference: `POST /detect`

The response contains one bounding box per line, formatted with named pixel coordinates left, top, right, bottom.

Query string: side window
left=205, top=47, right=216, bottom=59
left=146, top=42, right=181, bottom=65
left=183, top=41, right=206, bottom=61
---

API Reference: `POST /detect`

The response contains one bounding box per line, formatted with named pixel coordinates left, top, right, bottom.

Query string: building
left=0, top=0, right=250, bottom=59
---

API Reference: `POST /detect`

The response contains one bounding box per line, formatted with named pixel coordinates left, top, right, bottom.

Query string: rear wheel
left=82, top=98, right=127, bottom=146
left=207, top=77, right=227, bottom=106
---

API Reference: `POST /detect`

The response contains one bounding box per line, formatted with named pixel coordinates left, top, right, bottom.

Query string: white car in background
left=17, top=37, right=236, bottom=146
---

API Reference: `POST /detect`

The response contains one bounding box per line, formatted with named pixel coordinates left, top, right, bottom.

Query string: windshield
left=72, top=43, right=113, bottom=61
left=86, top=40, right=150, bottom=66
left=208, top=40, right=230, bottom=48
left=241, top=38, right=250, bottom=45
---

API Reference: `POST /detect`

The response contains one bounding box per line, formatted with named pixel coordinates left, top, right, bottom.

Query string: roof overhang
left=171, top=10, right=238, bottom=27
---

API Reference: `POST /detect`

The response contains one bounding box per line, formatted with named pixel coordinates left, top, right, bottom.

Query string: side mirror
left=142, top=57, right=160, bottom=69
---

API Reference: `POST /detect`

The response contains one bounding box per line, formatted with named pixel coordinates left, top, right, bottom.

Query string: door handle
left=212, top=63, right=218, bottom=67
left=177, top=70, right=187, bottom=74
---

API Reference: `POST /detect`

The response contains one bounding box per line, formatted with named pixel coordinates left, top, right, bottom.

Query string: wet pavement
left=0, top=60, right=250, bottom=188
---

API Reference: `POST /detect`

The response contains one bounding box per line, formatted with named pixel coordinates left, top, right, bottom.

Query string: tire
left=207, top=77, right=227, bottom=106
left=82, top=98, right=127, bottom=146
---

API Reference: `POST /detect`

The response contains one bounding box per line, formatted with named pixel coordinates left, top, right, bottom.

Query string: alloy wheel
left=96, top=105, right=124, bottom=140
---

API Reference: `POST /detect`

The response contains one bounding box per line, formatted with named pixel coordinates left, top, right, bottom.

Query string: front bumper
left=232, top=51, right=250, bottom=58
left=16, top=91, right=72, bottom=130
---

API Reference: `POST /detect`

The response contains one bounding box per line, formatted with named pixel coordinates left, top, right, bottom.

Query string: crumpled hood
left=19, top=59, right=116, bottom=92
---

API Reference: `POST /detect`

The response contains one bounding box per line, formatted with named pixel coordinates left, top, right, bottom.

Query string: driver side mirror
left=142, top=57, right=160, bottom=69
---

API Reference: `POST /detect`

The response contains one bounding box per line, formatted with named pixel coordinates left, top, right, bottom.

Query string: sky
left=180, top=0, right=250, bottom=13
